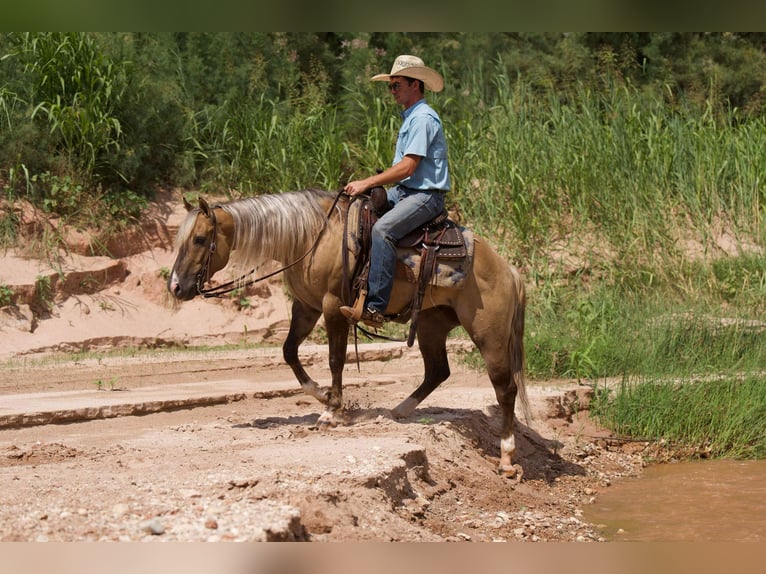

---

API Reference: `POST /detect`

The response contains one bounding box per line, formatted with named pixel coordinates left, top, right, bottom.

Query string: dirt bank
left=0, top=345, right=648, bottom=542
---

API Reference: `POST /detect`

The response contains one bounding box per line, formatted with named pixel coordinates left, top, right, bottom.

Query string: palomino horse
left=167, top=189, right=530, bottom=477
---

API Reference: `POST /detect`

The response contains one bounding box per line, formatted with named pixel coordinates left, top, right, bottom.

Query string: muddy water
left=585, top=459, right=766, bottom=541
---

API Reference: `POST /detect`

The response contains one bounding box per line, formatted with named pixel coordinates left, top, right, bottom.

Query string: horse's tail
left=510, top=267, right=532, bottom=425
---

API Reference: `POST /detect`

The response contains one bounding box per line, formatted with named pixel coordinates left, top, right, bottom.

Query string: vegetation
left=591, top=376, right=766, bottom=459
left=1, top=32, right=764, bottom=458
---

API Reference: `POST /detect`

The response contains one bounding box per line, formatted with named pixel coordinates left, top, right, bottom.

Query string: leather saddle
left=363, top=186, right=467, bottom=258
left=343, top=187, right=469, bottom=346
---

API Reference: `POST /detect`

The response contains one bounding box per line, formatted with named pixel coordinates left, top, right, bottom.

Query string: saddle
left=343, top=187, right=471, bottom=346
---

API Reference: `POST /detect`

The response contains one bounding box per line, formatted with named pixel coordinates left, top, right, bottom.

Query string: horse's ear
left=183, top=196, right=194, bottom=212
left=198, top=197, right=211, bottom=216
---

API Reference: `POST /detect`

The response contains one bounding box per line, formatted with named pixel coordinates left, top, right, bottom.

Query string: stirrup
left=340, top=289, right=367, bottom=322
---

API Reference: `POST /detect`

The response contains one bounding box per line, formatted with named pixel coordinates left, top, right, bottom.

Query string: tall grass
left=190, top=92, right=354, bottom=195
left=591, top=375, right=766, bottom=459
left=444, top=75, right=766, bottom=268
left=525, top=257, right=766, bottom=381
left=20, top=32, right=127, bottom=176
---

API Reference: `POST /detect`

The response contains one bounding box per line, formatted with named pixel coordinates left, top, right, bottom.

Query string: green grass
left=521, top=251, right=766, bottom=381
left=591, top=375, right=766, bottom=459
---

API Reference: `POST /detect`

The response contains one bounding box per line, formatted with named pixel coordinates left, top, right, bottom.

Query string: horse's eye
left=193, top=235, right=207, bottom=246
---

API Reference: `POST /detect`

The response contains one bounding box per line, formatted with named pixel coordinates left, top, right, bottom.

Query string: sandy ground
left=0, top=193, right=648, bottom=542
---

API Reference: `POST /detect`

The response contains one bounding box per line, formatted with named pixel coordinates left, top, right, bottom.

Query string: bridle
left=195, top=204, right=219, bottom=296
left=195, top=190, right=346, bottom=299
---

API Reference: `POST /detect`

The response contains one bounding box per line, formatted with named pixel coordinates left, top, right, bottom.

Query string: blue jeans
left=366, top=187, right=446, bottom=313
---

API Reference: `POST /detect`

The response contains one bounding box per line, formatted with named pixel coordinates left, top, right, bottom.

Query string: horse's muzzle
left=167, top=272, right=197, bottom=301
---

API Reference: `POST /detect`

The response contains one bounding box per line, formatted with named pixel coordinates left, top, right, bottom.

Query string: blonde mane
left=176, top=189, right=332, bottom=271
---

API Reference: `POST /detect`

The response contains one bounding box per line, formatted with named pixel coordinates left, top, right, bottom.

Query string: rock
left=112, top=503, right=130, bottom=518
left=0, top=304, right=36, bottom=332
left=142, top=518, right=165, bottom=535
left=205, top=518, right=218, bottom=530
left=179, top=488, right=202, bottom=498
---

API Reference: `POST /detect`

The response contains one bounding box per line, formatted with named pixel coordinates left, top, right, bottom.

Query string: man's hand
left=344, top=180, right=369, bottom=196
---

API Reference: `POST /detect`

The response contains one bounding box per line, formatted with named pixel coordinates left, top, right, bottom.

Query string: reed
left=591, top=375, right=766, bottom=459
left=524, top=260, right=766, bottom=380
left=442, top=79, right=766, bottom=266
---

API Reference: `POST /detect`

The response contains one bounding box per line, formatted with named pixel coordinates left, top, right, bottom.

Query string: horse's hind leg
left=283, top=298, right=328, bottom=404
left=490, top=359, right=522, bottom=480
left=460, top=324, right=523, bottom=480
left=476, top=323, right=526, bottom=480
left=392, top=308, right=457, bottom=418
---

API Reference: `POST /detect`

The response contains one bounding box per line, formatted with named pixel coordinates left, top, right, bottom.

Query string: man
left=340, top=54, right=451, bottom=328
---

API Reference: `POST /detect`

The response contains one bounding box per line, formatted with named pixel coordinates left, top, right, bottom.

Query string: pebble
left=142, top=518, right=165, bottom=535
left=112, top=503, right=130, bottom=518
left=179, top=488, right=202, bottom=498
left=204, top=518, right=218, bottom=530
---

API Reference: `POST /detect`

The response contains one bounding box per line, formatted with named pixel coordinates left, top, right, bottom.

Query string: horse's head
left=168, top=197, right=234, bottom=300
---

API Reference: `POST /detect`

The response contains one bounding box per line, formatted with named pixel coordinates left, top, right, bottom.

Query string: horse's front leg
left=316, top=304, right=350, bottom=428
left=283, top=298, right=328, bottom=404
left=391, top=309, right=456, bottom=418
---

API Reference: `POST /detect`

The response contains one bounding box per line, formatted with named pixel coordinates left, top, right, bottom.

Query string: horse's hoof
left=316, top=412, right=335, bottom=428
left=498, top=463, right=524, bottom=483
left=391, top=397, right=418, bottom=419
left=315, top=421, right=333, bottom=432
left=313, top=410, right=347, bottom=431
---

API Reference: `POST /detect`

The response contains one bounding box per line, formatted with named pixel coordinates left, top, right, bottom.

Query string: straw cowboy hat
left=371, top=54, right=444, bottom=92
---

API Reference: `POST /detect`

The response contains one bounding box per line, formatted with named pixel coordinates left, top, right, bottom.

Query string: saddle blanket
left=345, top=199, right=475, bottom=290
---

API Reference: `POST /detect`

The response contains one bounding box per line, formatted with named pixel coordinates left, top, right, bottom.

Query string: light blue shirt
left=393, top=99, right=451, bottom=192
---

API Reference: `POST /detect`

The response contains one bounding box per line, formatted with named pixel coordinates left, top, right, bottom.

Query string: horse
left=167, top=189, right=530, bottom=477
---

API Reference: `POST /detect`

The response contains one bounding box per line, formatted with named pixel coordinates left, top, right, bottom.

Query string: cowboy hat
left=371, top=54, right=444, bottom=93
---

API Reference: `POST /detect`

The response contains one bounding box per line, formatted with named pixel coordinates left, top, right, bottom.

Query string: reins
left=197, top=189, right=346, bottom=299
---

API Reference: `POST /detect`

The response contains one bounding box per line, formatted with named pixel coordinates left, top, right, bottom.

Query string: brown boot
left=359, top=307, right=385, bottom=328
